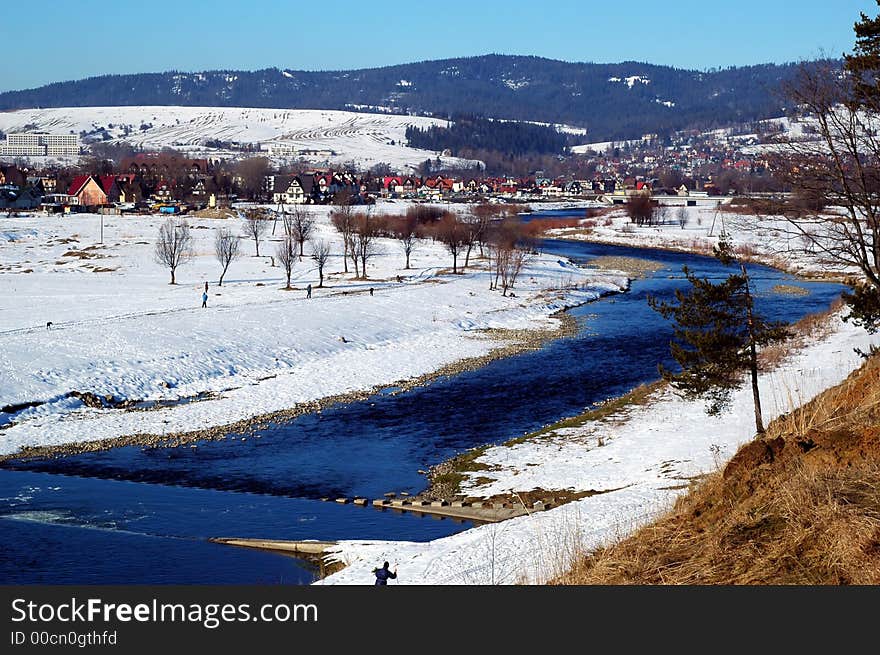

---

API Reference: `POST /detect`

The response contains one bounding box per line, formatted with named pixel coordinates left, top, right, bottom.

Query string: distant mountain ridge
left=0, top=55, right=822, bottom=141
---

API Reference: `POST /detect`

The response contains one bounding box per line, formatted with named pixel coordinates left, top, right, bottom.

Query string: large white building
left=264, top=142, right=333, bottom=158
left=0, top=133, right=80, bottom=156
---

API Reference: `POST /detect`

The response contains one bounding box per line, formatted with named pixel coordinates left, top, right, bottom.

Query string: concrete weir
left=368, top=497, right=545, bottom=523
left=210, top=538, right=340, bottom=576
left=210, top=538, right=336, bottom=556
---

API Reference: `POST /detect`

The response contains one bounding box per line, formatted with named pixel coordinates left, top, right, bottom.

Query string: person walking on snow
left=306, top=283, right=312, bottom=299
left=202, top=289, right=208, bottom=308
left=373, top=561, right=397, bottom=585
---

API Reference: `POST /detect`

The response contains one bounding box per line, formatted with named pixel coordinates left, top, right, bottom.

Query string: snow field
left=0, top=202, right=625, bottom=455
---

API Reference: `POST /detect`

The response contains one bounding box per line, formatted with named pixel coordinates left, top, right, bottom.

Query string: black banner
left=1, top=585, right=876, bottom=652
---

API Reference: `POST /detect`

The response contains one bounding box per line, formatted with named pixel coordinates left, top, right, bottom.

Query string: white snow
left=570, top=138, right=643, bottom=154
left=0, top=106, right=482, bottom=172
left=502, top=78, right=530, bottom=90
left=0, top=203, right=626, bottom=456
left=608, top=76, right=651, bottom=88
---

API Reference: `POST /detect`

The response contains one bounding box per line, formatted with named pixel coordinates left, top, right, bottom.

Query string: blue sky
left=0, top=0, right=872, bottom=92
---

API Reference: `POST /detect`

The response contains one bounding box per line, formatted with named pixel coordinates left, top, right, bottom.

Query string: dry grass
left=555, top=461, right=880, bottom=585
left=552, top=352, right=880, bottom=585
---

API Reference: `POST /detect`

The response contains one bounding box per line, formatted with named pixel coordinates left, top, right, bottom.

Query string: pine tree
left=845, top=3, right=880, bottom=108
left=648, top=242, right=790, bottom=435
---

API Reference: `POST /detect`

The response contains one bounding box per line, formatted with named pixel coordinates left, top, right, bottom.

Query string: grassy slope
left=553, top=348, right=880, bottom=585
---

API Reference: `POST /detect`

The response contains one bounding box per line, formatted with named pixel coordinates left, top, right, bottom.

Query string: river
left=0, top=238, right=844, bottom=584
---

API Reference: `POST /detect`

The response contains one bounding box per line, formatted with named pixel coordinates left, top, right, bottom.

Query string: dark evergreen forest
left=406, top=115, right=574, bottom=155
left=0, top=55, right=831, bottom=141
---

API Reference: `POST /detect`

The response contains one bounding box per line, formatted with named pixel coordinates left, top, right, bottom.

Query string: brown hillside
left=553, top=351, right=880, bottom=585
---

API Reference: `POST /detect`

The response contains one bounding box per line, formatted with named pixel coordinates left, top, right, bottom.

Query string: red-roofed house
left=67, top=175, right=108, bottom=207
left=99, top=175, right=122, bottom=203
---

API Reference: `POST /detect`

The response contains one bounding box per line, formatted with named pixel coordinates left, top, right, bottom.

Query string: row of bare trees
left=155, top=203, right=532, bottom=296
left=330, top=205, right=503, bottom=275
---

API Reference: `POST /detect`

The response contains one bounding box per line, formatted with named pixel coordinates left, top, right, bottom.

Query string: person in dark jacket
left=373, top=561, right=397, bottom=585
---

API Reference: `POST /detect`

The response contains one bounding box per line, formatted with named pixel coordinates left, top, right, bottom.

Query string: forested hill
left=0, top=55, right=824, bottom=141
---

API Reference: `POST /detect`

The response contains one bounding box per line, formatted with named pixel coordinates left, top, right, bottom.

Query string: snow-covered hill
left=0, top=106, right=482, bottom=172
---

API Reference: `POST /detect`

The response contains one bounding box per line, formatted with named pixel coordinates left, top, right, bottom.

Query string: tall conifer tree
left=649, top=242, right=790, bottom=434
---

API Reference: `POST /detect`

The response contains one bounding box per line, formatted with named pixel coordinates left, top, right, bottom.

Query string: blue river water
left=0, top=237, right=844, bottom=584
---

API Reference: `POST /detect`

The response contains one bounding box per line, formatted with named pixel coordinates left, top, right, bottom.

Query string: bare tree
left=287, top=205, right=315, bottom=260
left=677, top=207, right=689, bottom=230
left=214, top=227, right=240, bottom=286
left=471, top=204, right=497, bottom=257
left=435, top=213, right=468, bottom=273
left=310, top=239, right=331, bottom=287
left=241, top=208, right=268, bottom=257
left=498, top=247, right=530, bottom=297
left=393, top=214, right=420, bottom=269
left=462, top=215, right=487, bottom=268
left=777, top=64, right=880, bottom=279
left=154, top=218, right=193, bottom=285
left=276, top=234, right=297, bottom=289
left=487, top=218, right=523, bottom=290
left=331, top=204, right=356, bottom=275
left=353, top=212, right=379, bottom=279
left=655, top=204, right=670, bottom=226
left=626, top=194, right=656, bottom=226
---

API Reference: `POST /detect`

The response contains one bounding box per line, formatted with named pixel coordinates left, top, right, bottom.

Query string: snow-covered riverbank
left=317, top=312, right=879, bottom=585
left=315, top=203, right=878, bottom=585
left=0, top=205, right=625, bottom=457
left=546, top=204, right=852, bottom=280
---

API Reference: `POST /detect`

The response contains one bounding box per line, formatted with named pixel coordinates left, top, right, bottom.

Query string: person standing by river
left=373, top=561, right=397, bottom=585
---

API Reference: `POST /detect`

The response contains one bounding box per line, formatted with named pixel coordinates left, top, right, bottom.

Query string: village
left=0, top=110, right=795, bottom=216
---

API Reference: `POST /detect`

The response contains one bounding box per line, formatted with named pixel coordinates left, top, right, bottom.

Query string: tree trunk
left=749, top=342, right=764, bottom=435
left=464, top=243, right=473, bottom=268
left=170, top=268, right=176, bottom=285
left=318, top=270, right=324, bottom=288
left=255, top=240, right=260, bottom=257
left=452, top=252, right=457, bottom=274
left=405, top=251, right=410, bottom=269
left=741, top=263, right=764, bottom=434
